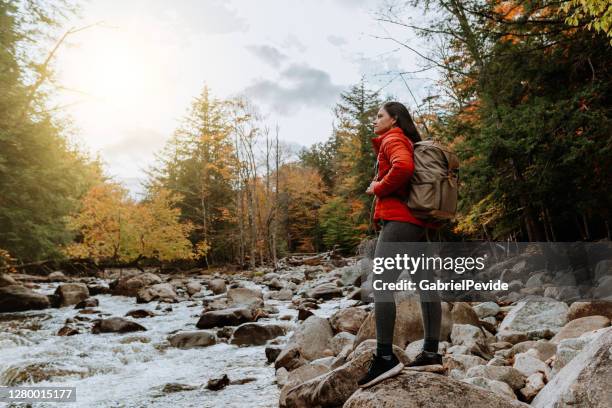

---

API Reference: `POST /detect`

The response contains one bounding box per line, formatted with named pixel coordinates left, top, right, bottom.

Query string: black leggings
left=373, top=220, right=442, bottom=353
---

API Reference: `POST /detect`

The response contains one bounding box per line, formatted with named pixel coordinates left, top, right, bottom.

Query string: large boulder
left=167, top=331, right=216, bottom=348
left=566, top=301, right=612, bottom=321
left=282, top=339, right=408, bottom=408
left=329, top=307, right=368, bottom=334
left=451, top=324, right=491, bottom=359
left=532, top=327, right=611, bottom=407
left=498, top=297, right=568, bottom=336
left=111, top=272, right=162, bottom=297
left=227, top=287, right=263, bottom=308
left=550, top=315, right=610, bottom=343
left=92, top=317, right=147, bottom=333
left=0, top=274, right=18, bottom=287
left=279, top=363, right=330, bottom=406
left=343, top=370, right=529, bottom=408
left=230, top=323, right=286, bottom=346
left=308, top=282, right=343, bottom=300
left=54, top=283, right=89, bottom=307
left=47, top=271, right=68, bottom=282
left=136, top=283, right=177, bottom=303
left=186, top=281, right=202, bottom=296
left=0, top=285, right=50, bottom=312
left=354, top=296, right=452, bottom=349
left=289, top=315, right=334, bottom=361
left=207, top=278, right=227, bottom=294
left=196, top=307, right=255, bottom=329
left=465, top=365, right=526, bottom=391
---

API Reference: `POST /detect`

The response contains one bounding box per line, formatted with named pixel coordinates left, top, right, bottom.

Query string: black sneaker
left=406, top=350, right=442, bottom=367
left=357, top=353, right=404, bottom=388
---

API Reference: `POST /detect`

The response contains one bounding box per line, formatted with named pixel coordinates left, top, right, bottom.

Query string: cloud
left=103, top=127, right=167, bottom=158
left=282, top=34, right=307, bottom=53
left=327, top=35, right=348, bottom=46
left=142, top=0, right=249, bottom=35
left=245, top=45, right=288, bottom=68
left=243, top=63, right=345, bottom=114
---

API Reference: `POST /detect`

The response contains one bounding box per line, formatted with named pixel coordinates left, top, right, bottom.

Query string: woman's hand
left=366, top=181, right=377, bottom=195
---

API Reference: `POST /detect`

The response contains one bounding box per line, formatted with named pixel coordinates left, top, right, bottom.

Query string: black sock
left=423, top=338, right=439, bottom=353
left=377, top=342, right=393, bottom=359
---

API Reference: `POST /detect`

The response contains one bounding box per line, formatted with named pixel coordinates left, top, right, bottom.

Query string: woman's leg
left=373, top=221, right=426, bottom=357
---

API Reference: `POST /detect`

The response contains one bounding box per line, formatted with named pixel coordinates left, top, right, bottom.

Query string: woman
left=357, top=101, right=443, bottom=389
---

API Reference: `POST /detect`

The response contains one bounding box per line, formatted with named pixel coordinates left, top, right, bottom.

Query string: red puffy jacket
left=371, top=127, right=440, bottom=230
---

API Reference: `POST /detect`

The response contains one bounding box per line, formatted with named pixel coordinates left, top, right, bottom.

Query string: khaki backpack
left=405, top=139, right=459, bottom=221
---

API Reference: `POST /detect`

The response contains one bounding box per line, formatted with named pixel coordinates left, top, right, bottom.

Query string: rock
left=269, top=289, right=293, bottom=301
left=465, top=365, right=526, bottom=390
left=567, top=301, right=612, bottom=321
left=74, top=298, right=99, bottom=309
left=473, top=301, right=501, bottom=319
left=111, top=272, right=162, bottom=297
left=594, top=259, right=612, bottom=281
left=551, top=329, right=605, bottom=374
left=329, top=332, right=355, bottom=355
left=337, top=264, right=361, bottom=287
left=297, top=308, right=313, bottom=321
left=54, top=283, right=89, bottom=307
left=510, top=339, right=557, bottom=361
left=283, top=339, right=409, bottom=408
left=462, top=376, right=517, bottom=400
left=230, top=323, right=286, bottom=346
left=207, top=278, right=227, bottom=294
left=532, top=327, right=612, bottom=407
left=279, top=363, right=330, bottom=406
left=452, top=302, right=483, bottom=327
left=451, top=324, right=491, bottom=358
left=275, top=344, right=307, bottom=371
left=519, top=372, right=545, bottom=401
left=92, top=317, right=147, bottom=333
left=276, top=367, right=289, bottom=386
left=168, top=331, right=216, bottom=348
left=308, top=282, right=343, bottom=300
left=443, top=354, right=488, bottom=373
left=354, top=296, right=452, bottom=349
left=496, top=330, right=529, bottom=344
left=57, top=326, right=79, bottom=336
left=125, top=309, right=156, bottom=318
left=162, top=383, right=197, bottom=393
left=550, top=315, right=610, bottom=343
left=0, top=285, right=50, bottom=312
left=513, top=351, right=551, bottom=380
left=498, top=297, right=568, bottom=334
left=87, top=284, right=110, bottom=296
left=344, top=370, right=529, bottom=408
left=266, top=346, right=282, bottom=363
left=216, top=326, right=233, bottom=339
left=329, top=307, right=368, bottom=334
left=227, top=287, right=263, bottom=308
left=136, top=283, right=177, bottom=303
left=405, top=339, right=446, bottom=360
left=47, top=271, right=68, bottom=282
left=288, top=315, right=334, bottom=361
left=196, top=307, right=255, bottom=329
left=0, top=274, right=18, bottom=287
left=206, top=374, right=230, bottom=391
left=186, top=281, right=201, bottom=296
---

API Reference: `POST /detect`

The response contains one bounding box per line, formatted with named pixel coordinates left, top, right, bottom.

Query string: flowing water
left=0, top=279, right=353, bottom=408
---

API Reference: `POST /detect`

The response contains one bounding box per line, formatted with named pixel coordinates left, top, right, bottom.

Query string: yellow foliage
left=64, top=183, right=194, bottom=262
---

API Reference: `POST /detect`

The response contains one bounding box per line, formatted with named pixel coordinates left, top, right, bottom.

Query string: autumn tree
left=65, top=183, right=193, bottom=263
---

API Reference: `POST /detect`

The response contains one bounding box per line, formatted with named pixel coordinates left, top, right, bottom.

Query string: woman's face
left=373, top=107, right=397, bottom=135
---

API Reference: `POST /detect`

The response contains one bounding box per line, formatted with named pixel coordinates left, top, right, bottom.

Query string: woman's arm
left=372, top=137, right=414, bottom=197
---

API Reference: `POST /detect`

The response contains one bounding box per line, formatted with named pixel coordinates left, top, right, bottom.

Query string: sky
left=53, top=0, right=438, bottom=197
